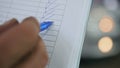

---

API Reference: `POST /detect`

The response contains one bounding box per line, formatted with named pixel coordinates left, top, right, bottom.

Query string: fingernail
left=4, top=18, right=19, bottom=25
left=23, top=17, right=39, bottom=28
left=21, top=16, right=40, bottom=33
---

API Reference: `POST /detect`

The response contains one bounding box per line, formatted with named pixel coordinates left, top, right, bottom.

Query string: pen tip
left=40, top=21, right=53, bottom=32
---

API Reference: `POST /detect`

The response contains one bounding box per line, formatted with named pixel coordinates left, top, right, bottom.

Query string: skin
left=0, top=17, right=48, bottom=68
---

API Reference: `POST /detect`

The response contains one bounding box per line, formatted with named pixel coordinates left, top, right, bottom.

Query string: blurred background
left=80, top=0, right=120, bottom=68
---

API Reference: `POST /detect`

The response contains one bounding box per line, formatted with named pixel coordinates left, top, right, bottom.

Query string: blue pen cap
left=40, top=21, right=53, bottom=32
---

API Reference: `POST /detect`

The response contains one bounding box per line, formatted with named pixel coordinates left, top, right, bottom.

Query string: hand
left=0, top=17, right=48, bottom=68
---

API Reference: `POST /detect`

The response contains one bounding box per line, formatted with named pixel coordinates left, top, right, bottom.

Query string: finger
left=39, top=38, right=48, bottom=67
left=0, top=18, right=19, bottom=34
left=0, top=17, right=40, bottom=68
left=15, top=37, right=48, bottom=68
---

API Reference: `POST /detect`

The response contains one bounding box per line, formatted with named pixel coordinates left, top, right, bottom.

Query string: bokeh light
left=98, top=37, right=113, bottom=53
left=99, top=16, right=114, bottom=33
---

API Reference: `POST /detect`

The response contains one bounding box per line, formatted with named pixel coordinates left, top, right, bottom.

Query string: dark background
left=80, top=0, right=120, bottom=68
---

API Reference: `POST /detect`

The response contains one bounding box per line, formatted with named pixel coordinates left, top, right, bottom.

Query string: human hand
left=0, top=17, right=48, bottom=68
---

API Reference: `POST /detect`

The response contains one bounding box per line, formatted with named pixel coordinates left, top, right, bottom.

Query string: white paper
left=0, top=0, right=92, bottom=68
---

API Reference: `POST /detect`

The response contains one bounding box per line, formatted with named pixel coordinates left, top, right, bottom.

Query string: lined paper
left=0, top=0, right=67, bottom=68
left=39, top=0, right=67, bottom=67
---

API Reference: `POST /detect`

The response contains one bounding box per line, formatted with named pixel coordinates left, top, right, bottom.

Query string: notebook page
left=0, top=0, right=67, bottom=68
left=48, top=0, right=91, bottom=68
left=0, top=0, right=92, bottom=68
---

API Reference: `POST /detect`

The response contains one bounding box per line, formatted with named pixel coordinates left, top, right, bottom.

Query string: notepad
left=0, top=0, right=92, bottom=68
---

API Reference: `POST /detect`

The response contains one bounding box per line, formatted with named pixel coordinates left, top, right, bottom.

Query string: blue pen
left=40, top=21, right=53, bottom=32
